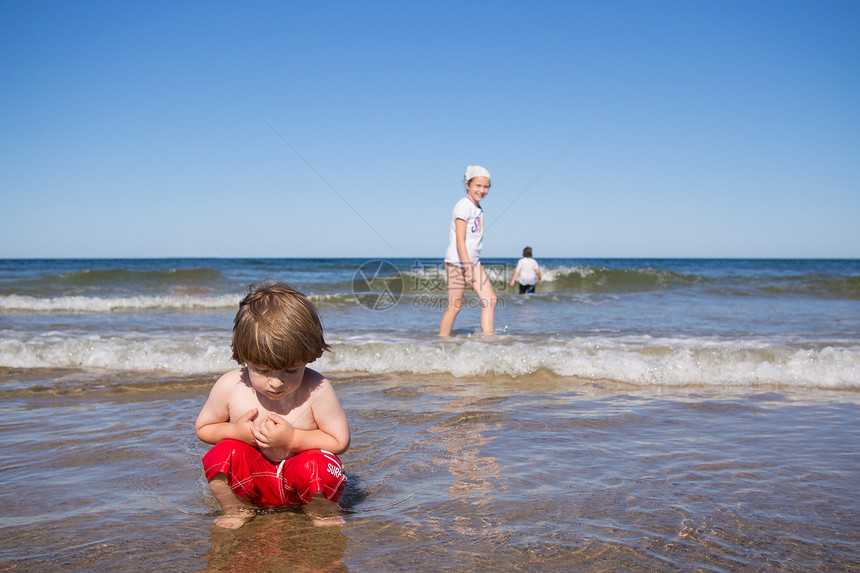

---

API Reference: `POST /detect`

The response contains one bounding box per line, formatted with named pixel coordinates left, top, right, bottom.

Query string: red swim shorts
left=203, top=439, right=346, bottom=508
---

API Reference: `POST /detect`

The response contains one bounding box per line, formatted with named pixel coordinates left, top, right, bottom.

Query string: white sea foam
left=0, top=292, right=352, bottom=312
left=539, top=265, right=591, bottom=282
left=0, top=331, right=234, bottom=374
left=2, top=331, right=856, bottom=389
left=318, top=337, right=859, bottom=389
left=0, top=294, right=242, bottom=312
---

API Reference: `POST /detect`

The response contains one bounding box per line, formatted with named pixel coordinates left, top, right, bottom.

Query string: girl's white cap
left=464, top=165, right=491, bottom=182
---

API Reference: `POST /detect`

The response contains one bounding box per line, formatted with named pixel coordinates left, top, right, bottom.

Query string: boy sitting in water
left=195, top=282, right=350, bottom=529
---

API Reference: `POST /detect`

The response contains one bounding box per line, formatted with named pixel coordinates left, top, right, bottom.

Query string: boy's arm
left=195, top=372, right=257, bottom=445
left=254, top=379, right=350, bottom=455
left=307, top=378, right=350, bottom=454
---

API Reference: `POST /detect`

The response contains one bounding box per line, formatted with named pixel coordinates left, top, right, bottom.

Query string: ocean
left=0, top=258, right=858, bottom=571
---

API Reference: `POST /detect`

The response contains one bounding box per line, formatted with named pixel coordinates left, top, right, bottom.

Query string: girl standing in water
left=439, top=165, right=497, bottom=336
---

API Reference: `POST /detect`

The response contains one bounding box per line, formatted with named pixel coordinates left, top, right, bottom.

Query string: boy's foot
left=310, top=514, right=345, bottom=527
left=303, top=493, right=344, bottom=527
left=213, top=508, right=255, bottom=529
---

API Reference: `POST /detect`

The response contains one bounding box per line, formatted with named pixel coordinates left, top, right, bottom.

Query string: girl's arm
left=454, top=218, right=474, bottom=282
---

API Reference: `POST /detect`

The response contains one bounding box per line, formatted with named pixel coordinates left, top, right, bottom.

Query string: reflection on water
left=201, top=511, right=347, bottom=572
left=434, top=395, right=505, bottom=506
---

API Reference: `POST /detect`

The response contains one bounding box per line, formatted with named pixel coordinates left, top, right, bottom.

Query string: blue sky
left=1, top=1, right=858, bottom=259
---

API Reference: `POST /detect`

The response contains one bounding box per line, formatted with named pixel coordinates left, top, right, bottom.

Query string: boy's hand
left=251, top=412, right=295, bottom=450
left=232, top=407, right=259, bottom=444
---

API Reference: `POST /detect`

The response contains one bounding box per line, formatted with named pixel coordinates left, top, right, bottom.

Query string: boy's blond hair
left=231, top=282, right=330, bottom=369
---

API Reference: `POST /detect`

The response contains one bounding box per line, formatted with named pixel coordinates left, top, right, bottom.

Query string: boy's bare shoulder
left=302, top=368, right=331, bottom=392
left=212, top=368, right=248, bottom=392
left=217, top=367, right=243, bottom=381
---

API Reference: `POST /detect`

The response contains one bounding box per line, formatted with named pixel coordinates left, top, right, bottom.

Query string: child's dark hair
left=231, top=282, right=330, bottom=369
left=523, top=246, right=533, bottom=258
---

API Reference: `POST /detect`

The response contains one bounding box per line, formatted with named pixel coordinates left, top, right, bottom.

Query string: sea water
left=0, top=258, right=858, bottom=571
left=1, top=258, right=857, bottom=387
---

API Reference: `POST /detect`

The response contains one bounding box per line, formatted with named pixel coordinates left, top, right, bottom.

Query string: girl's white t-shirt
left=444, top=196, right=483, bottom=265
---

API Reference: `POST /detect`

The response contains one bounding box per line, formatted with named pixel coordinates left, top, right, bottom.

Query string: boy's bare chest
left=229, top=384, right=317, bottom=431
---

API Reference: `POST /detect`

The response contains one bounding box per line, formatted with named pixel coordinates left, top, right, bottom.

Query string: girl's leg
left=472, top=263, right=497, bottom=335
left=439, top=263, right=466, bottom=336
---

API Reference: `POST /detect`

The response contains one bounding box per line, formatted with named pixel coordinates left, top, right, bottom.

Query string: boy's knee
left=208, top=473, right=230, bottom=490
left=279, top=450, right=346, bottom=505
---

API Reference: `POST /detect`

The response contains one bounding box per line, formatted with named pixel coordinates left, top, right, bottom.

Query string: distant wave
left=51, top=267, right=227, bottom=287
left=0, top=292, right=356, bottom=312
left=400, top=264, right=860, bottom=299
left=537, top=266, right=689, bottom=290
left=398, top=265, right=705, bottom=296
left=757, top=273, right=860, bottom=299
left=2, top=332, right=856, bottom=390
left=0, top=293, right=242, bottom=312
left=541, top=266, right=860, bottom=298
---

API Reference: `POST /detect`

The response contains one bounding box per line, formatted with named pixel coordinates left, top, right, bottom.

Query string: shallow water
left=1, top=369, right=858, bottom=572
